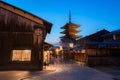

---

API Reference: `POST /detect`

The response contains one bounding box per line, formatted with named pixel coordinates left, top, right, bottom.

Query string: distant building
left=0, top=1, right=52, bottom=70
left=43, top=42, right=53, bottom=65
left=60, top=11, right=82, bottom=49
left=44, top=42, right=53, bottom=51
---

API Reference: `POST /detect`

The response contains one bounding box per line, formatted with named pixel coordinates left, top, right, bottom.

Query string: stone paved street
left=94, top=67, right=120, bottom=80
left=23, top=60, right=113, bottom=80
left=0, top=60, right=114, bottom=80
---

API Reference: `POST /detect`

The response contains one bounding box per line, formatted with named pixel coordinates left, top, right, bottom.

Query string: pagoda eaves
left=61, top=22, right=80, bottom=29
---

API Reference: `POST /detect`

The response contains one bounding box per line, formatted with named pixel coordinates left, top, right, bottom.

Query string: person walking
left=50, top=53, right=55, bottom=70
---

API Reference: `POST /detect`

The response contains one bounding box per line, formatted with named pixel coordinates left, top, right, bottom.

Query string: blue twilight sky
left=3, top=0, right=120, bottom=46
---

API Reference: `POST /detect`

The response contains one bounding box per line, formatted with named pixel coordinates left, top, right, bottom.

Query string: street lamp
left=55, top=48, right=59, bottom=55
left=69, top=42, right=74, bottom=59
left=69, top=43, right=74, bottom=48
left=35, top=28, right=42, bottom=36
left=59, top=46, right=63, bottom=51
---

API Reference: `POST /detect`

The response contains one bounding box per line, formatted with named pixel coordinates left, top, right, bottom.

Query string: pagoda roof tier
left=70, top=34, right=81, bottom=39
left=60, top=30, right=81, bottom=34
left=61, top=22, right=80, bottom=29
left=60, top=34, right=81, bottom=39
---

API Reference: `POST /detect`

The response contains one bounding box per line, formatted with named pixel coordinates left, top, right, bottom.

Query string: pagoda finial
left=69, top=10, right=71, bottom=23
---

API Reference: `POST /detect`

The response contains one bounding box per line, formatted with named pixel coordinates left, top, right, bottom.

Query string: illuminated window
left=12, top=50, right=31, bottom=61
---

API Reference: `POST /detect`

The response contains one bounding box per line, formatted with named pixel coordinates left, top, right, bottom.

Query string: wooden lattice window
left=12, top=50, right=31, bottom=61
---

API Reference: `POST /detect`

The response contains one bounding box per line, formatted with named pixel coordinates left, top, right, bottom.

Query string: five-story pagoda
left=60, top=11, right=82, bottom=49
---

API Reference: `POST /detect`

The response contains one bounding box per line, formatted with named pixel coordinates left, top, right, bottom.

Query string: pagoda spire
left=69, top=10, right=71, bottom=23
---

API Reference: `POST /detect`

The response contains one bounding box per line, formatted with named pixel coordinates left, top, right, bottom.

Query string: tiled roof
left=103, top=29, right=120, bottom=36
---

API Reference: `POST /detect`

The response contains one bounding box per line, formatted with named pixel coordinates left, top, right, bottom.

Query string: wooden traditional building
left=77, top=29, right=110, bottom=56
left=76, top=29, right=120, bottom=66
left=0, top=1, right=52, bottom=70
left=102, top=29, right=120, bottom=57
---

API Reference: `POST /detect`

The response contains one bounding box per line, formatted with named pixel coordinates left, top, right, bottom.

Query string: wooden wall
left=0, top=8, right=44, bottom=32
